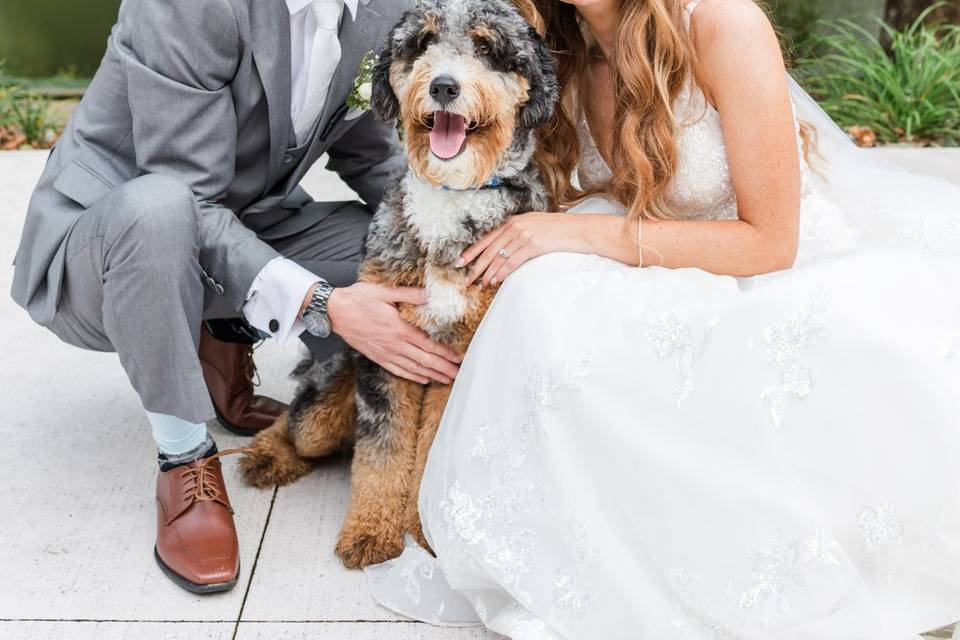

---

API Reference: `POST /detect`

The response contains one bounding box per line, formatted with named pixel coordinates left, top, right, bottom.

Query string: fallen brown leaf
left=848, top=125, right=877, bottom=148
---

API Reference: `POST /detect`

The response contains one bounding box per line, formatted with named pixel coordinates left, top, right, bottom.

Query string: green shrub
left=800, top=5, right=960, bottom=146
left=0, top=68, right=18, bottom=139
left=9, top=92, right=56, bottom=145
left=0, top=62, right=58, bottom=148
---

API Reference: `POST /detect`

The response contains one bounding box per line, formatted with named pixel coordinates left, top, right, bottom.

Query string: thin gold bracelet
left=636, top=218, right=644, bottom=268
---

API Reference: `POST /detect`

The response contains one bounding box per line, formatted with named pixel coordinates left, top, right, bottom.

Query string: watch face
left=304, top=312, right=332, bottom=339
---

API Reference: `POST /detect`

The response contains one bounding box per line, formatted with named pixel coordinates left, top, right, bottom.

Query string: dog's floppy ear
left=371, top=38, right=400, bottom=121
left=518, top=27, right=559, bottom=130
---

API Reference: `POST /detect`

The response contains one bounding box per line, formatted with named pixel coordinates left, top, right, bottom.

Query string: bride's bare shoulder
left=686, top=0, right=785, bottom=101
left=687, top=0, right=778, bottom=53
left=688, top=0, right=772, bottom=27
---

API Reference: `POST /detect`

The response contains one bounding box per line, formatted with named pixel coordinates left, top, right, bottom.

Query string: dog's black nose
left=429, top=75, right=461, bottom=106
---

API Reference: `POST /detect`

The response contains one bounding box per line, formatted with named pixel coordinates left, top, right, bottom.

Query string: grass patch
left=799, top=4, right=960, bottom=147
left=0, top=66, right=90, bottom=97
left=0, top=63, right=65, bottom=149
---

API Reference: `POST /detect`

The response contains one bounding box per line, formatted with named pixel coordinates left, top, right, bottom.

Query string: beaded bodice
left=576, top=82, right=740, bottom=221
left=575, top=0, right=744, bottom=221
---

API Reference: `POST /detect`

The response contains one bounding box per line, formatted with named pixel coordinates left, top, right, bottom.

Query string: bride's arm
left=461, top=0, right=801, bottom=285
left=641, top=0, right=801, bottom=275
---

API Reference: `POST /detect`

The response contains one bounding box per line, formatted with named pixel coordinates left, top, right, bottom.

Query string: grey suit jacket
left=11, top=0, right=410, bottom=325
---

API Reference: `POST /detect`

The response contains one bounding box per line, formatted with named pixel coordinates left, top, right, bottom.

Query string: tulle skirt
left=364, top=83, right=960, bottom=639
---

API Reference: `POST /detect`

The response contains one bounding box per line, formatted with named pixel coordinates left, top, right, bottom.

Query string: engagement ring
left=499, top=249, right=511, bottom=258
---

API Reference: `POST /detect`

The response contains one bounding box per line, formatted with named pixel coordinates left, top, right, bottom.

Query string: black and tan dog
left=239, top=0, right=558, bottom=569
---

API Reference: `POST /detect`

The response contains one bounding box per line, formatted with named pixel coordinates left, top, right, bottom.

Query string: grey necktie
left=293, top=0, right=343, bottom=144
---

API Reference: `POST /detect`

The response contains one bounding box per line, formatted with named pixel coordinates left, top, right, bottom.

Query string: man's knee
left=301, top=201, right=372, bottom=263
left=106, top=174, right=199, bottom=256
left=335, top=203, right=374, bottom=260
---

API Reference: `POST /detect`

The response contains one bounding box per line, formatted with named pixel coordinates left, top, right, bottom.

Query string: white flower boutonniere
left=347, top=51, right=377, bottom=114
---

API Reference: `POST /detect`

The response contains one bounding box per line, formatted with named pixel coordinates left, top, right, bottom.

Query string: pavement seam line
left=233, top=484, right=279, bottom=640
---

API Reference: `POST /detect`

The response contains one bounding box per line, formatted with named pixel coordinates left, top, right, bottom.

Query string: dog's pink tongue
left=429, top=112, right=467, bottom=160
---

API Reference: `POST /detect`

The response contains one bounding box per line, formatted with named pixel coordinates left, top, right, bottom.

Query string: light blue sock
left=146, top=411, right=210, bottom=456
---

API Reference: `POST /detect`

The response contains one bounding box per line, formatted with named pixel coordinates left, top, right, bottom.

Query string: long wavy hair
left=512, top=0, right=812, bottom=220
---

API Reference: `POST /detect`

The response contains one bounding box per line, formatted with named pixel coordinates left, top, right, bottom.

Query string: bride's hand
left=458, top=213, right=579, bottom=286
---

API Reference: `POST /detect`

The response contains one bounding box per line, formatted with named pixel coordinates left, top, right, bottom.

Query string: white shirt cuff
left=242, top=257, right=320, bottom=346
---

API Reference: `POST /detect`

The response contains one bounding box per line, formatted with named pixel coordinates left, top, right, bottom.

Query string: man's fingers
left=352, top=343, right=431, bottom=385
left=400, top=343, right=458, bottom=382
left=382, top=359, right=431, bottom=385
left=394, top=354, right=451, bottom=385
left=382, top=285, right=429, bottom=306
left=408, top=328, right=462, bottom=363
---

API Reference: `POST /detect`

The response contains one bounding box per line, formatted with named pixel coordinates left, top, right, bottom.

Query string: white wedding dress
left=365, top=4, right=960, bottom=638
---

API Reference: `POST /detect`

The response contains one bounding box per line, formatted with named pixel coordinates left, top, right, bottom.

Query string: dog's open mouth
left=428, top=112, right=479, bottom=160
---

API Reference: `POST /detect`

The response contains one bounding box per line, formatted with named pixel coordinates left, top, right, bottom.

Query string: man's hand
left=326, top=283, right=461, bottom=385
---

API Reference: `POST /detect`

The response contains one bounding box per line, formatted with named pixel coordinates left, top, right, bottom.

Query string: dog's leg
left=336, top=359, right=425, bottom=569
left=288, top=353, right=357, bottom=458
left=400, top=292, right=496, bottom=551
left=238, top=413, right=314, bottom=488
left=403, top=382, right=452, bottom=553
left=240, top=352, right=356, bottom=488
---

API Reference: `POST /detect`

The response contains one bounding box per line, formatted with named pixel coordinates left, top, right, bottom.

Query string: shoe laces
left=241, top=341, right=264, bottom=389
left=179, top=448, right=251, bottom=510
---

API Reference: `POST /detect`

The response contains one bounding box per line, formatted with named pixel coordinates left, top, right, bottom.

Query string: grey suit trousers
left=45, top=174, right=370, bottom=424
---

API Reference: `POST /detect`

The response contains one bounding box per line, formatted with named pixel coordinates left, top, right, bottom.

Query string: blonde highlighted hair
left=512, top=0, right=813, bottom=220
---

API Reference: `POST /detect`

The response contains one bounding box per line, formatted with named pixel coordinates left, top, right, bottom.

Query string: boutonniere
left=347, top=51, right=377, bottom=112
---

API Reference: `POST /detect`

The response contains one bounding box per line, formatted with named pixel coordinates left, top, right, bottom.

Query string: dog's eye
left=474, top=39, right=492, bottom=56
left=417, top=32, right=436, bottom=52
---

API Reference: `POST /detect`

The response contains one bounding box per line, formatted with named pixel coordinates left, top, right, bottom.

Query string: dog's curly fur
left=240, top=0, right=558, bottom=569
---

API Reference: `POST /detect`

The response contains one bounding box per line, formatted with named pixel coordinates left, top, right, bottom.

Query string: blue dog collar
left=441, top=176, right=503, bottom=191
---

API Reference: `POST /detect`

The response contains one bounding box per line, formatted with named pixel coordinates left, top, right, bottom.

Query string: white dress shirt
left=242, top=0, right=360, bottom=346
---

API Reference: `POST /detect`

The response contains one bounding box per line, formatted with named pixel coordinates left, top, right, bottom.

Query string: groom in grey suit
left=11, top=0, right=460, bottom=593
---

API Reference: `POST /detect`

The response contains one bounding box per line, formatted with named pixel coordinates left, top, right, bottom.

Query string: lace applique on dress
left=442, top=481, right=486, bottom=546
left=439, top=422, right=542, bottom=602
left=469, top=421, right=502, bottom=466
left=521, top=353, right=595, bottom=443
left=552, top=518, right=599, bottom=617
left=435, top=353, right=600, bottom=618
left=646, top=311, right=717, bottom=406
left=437, top=461, right=539, bottom=608
left=581, top=254, right=632, bottom=288
left=857, top=503, right=904, bottom=554
left=759, top=291, right=829, bottom=428
left=737, top=528, right=841, bottom=623
left=893, top=216, right=960, bottom=255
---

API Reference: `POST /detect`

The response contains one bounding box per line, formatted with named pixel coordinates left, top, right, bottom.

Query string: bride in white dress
left=365, top=0, right=960, bottom=638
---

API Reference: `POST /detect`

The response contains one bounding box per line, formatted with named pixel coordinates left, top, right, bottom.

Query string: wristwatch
left=302, top=280, right=336, bottom=338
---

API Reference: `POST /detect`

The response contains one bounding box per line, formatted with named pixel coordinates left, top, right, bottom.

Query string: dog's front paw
left=336, top=522, right=404, bottom=569
left=239, top=427, right=313, bottom=489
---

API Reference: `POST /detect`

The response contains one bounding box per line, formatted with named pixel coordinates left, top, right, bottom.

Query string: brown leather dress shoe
left=155, top=448, right=246, bottom=593
left=199, top=324, right=287, bottom=436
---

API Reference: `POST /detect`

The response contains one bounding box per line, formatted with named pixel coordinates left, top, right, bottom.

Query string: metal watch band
left=307, top=279, right=334, bottom=318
